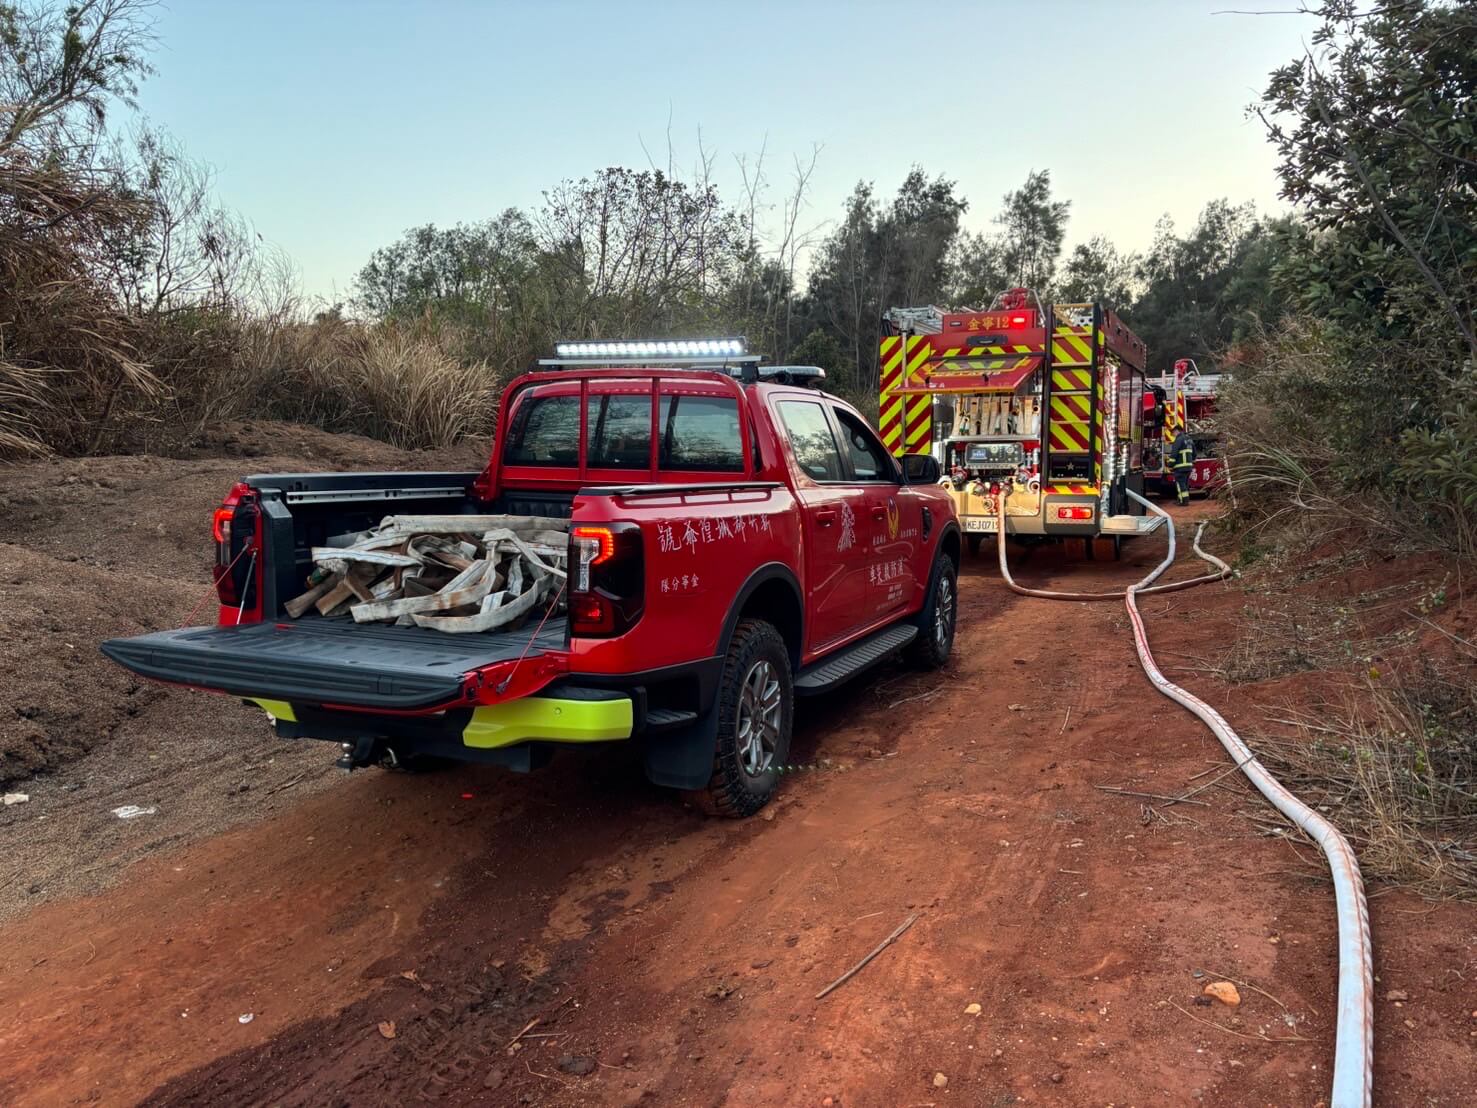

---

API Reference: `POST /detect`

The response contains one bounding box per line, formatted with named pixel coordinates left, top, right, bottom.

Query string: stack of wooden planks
left=285, top=514, right=569, bottom=634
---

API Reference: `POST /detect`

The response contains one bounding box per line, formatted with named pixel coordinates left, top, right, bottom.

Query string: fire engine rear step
left=795, top=624, right=918, bottom=694
left=1099, top=513, right=1166, bottom=536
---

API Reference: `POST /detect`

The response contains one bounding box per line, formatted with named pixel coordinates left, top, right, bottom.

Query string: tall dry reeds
left=246, top=317, right=505, bottom=450
left=0, top=160, right=160, bottom=456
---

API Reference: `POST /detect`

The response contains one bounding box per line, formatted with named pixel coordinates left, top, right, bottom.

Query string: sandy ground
left=1, top=438, right=1473, bottom=1106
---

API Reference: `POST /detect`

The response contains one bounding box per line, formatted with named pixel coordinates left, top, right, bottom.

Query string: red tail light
left=569, top=594, right=614, bottom=634
left=567, top=522, right=643, bottom=637
left=1055, top=505, right=1094, bottom=521
left=213, top=483, right=259, bottom=617
left=572, top=525, right=616, bottom=564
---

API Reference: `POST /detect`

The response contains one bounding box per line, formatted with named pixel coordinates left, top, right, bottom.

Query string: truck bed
left=101, top=617, right=568, bottom=711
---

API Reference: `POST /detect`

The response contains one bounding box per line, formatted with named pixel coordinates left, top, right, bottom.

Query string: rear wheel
left=1089, top=536, right=1122, bottom=562
left=966, top=533, right=984, bottom=557
left=906, top=555, right=957, bottom=670
left=688, top=619, right=793, bottom=819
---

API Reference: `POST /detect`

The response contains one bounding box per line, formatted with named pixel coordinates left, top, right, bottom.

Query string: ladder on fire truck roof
left=882, top=305, right=947, bottom=335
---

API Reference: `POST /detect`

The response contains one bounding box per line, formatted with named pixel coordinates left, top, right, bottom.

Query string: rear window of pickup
left=503, top=381, right=744, bottom=472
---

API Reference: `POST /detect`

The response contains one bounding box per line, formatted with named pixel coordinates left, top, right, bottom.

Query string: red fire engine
left=1143, top=357, right=1226, bottom=497
left=880, top=288, right=1162, bottom=556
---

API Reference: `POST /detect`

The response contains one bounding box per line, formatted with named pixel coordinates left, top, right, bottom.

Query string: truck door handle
left=871, top=506, right=887, bottom=521
left=816, top=509, right=837, bottom=526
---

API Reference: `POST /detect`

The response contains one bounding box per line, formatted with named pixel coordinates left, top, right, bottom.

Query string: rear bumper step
left=101, top=618, right=567, bottom=711
left=1100, top=513, right=1166, bottom=535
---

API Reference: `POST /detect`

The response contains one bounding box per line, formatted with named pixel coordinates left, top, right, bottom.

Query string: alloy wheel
left=736, top=659, right=782, bottom=777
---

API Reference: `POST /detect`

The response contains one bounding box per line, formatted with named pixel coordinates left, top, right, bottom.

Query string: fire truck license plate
left=964, top=518, right=998, bottom=533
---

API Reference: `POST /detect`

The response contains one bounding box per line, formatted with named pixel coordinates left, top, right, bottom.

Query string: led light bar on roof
left=553, top=338, right=746, bottom=359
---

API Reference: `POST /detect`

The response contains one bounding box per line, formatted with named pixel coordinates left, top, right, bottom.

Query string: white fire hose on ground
left=993, top=492, right=1373, bottom=1108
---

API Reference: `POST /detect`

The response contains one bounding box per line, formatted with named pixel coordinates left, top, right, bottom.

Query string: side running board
left=795, top=624, right=917, bottom=695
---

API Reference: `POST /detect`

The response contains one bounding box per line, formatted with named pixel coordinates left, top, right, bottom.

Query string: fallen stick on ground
left=1171, top=756, right=1255, bottom=805
left=265, top=773, right=306, bottom=797
left=505, top=1016, right=540, bottom=1050
left=1166, top=998, right=1311, bottom=1044
left=814, top=913, right=918, bottom=1000
left=1095, top=785, right=1209, bottom=807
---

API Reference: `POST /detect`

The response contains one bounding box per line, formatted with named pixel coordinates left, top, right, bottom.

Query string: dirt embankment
left=0, top=440, right=1474, bottom=1107
left=0, top=423, right=487, bottom=909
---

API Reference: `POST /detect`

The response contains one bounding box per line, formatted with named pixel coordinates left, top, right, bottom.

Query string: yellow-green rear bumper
left=249, top=694, right=634, bottom=750
left=462, top=697, right=633, bottom=749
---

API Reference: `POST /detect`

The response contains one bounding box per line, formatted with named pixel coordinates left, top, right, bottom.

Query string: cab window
left=777, top=400, right=844, bottom=482
left=833, top=408, right=896, bottom=481
left=659, top=394, right=744, bottom=471
left=503, top=390, right=580, bottom=466
left=586, top=392, right=652, bottom=469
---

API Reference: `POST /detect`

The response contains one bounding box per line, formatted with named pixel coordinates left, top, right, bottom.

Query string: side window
left=658, top=394, right=744, bottom=472
left=833, top=408, right=896, bottom=482
left=586, top=392, right=652, bottom=469
left=777, top=400, right=844, bottom=482
left=503, top=392, right=580, bottom=466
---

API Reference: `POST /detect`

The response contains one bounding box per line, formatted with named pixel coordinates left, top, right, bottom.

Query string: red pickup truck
left=102, top=348, right=960, bottom=816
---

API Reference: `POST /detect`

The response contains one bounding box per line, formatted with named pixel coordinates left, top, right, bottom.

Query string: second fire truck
left=880, top=288, right=1162, bottom=556
left=1143, top=357, right=1227, bottom=498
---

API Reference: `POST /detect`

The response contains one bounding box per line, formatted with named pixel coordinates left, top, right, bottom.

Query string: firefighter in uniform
left=1170, top=428, right=1195, bottom=505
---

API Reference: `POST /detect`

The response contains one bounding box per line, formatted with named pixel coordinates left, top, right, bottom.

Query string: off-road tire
left=688, top=619, right=793, bottom=819
left=906, top=555, right=957, bottom=670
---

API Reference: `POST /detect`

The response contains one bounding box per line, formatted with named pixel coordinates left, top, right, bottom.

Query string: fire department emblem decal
left=885, top=498, right=900, bottom=540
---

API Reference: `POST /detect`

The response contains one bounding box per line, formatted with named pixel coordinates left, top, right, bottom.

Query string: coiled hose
left=992, top=492, right=1373, bottom=1108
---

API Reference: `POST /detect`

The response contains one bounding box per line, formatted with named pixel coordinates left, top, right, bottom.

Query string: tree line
left=354, top=163, right=1290, bottom=411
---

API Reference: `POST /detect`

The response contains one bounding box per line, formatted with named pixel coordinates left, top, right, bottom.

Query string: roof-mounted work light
left=539, top=337, right=756, bottom=368
left=552, top=338, right=746, bottom=359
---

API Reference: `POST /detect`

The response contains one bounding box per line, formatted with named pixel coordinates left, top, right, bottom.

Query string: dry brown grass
left=1250, top=669, right=1477, bottom=897
left=2, top=158, right=508, bottom=458
left=3, top=305, right=509, bottom=458
left=247, top=318, right=505, bottom=451
left=1, top=160, right=160, bottom=457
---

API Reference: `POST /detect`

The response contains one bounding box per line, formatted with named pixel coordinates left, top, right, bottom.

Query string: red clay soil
left=1, top=503, right=1474, bottom=1107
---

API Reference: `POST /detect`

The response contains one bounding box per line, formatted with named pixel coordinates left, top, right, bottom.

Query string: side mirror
left=900, top=453, right=939, bottom=484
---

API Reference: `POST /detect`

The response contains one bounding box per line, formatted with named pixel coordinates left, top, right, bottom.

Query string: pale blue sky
left=136, top=0, right=1313, bottom=302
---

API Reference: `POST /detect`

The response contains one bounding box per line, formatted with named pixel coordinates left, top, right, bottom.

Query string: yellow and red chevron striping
left=904, top=393, right=931, bottom=451
left=878, top=334, right=930, bottom=456
left=1050, top=329, right=1093, bottom=366
left=1050, top=368, right=1091, bottom=392
left=1048, top=421, right=1091, bottom=452
left=1050, top=393, right=1091, bottom=421
left=1046, top=484, right=1097, bottom=496
left=879, top=395, right=903, bottom=450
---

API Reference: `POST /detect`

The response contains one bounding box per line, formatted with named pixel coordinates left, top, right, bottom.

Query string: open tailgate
left=101, top=619, right=567, bottom=711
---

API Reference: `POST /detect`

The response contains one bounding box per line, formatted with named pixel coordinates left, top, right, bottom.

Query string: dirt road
left=1, top=472, right=1473, bottom=1105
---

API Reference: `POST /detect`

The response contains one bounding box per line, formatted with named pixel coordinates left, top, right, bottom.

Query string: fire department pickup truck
left=102, top=340, right=960, bottom=817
